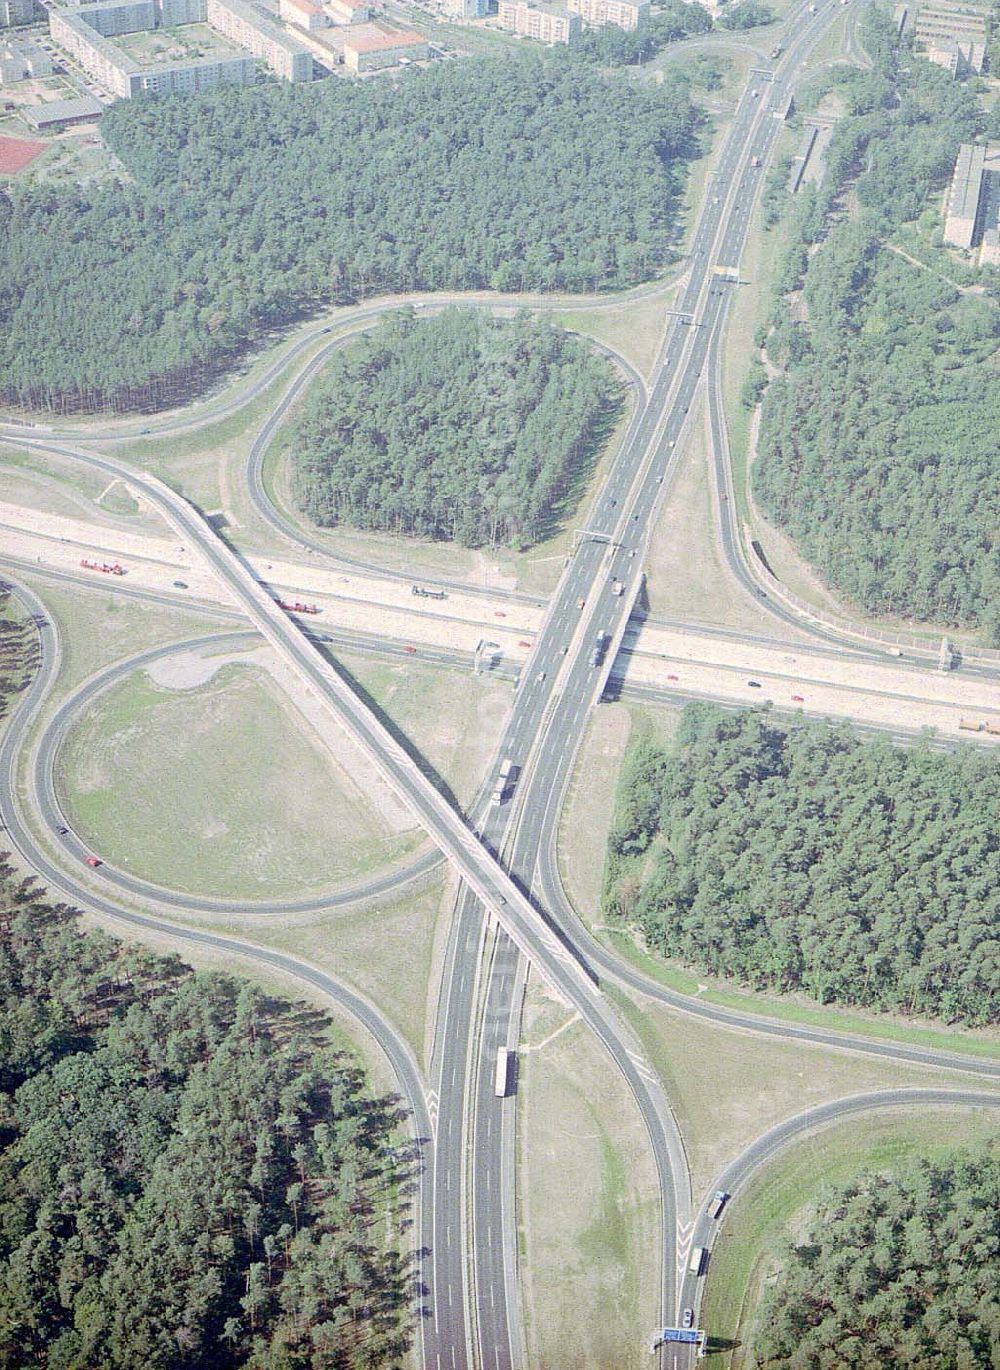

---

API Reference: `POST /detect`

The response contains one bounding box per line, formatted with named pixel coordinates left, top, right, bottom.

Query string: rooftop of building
left=342, top=21, right=425, bottom=49
left=73, top=0, right=154, bottom=14
left=23, top=94, right=103, bottom=122
left=505, top=0, right=574, bottom=14
left=208, top=0, right=312, bottom=54
left=948, top=142, right=986, bottom=219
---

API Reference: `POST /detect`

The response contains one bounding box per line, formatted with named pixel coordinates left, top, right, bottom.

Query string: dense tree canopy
left=756, top=1150, right=1000, bottom=1368
left=567, top=0, right=712, bottom=65
left=604, top=705, right=1000, bottom=1025
left=289, top=308, right=621, bottom=548
left=753, top=11, right=1000, bottom=637
left=0, top=875, right=413, bottom=1368
left=717, top=1, right=775, bottom=30
left=0, top=57, right=701, bottom=413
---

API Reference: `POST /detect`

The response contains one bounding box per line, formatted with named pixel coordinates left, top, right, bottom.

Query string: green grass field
left=518, top=982, right=659, bottom=1370
left=58, top=660, right=421, bottom=899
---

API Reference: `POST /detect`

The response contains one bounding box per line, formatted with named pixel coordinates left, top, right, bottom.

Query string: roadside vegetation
left=289, top=308, right=621, bottom=549
left=0, top=591, right=36, bottom=722
left=603, top=703, right=1000, bottom=1026
left=0, top=57, right=702, bottom=414
left=751, top=6, right=1000, bottom=639
left=754, top=1148, right=1000, bottom=1368
left=564, top=0, right=711, bottom=66
left=0, top=878, right=414, bottom=1369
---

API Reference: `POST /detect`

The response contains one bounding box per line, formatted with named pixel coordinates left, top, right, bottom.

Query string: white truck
left=494, top=1047, right=511, bottom=1097
left=491, top=758, right=518, bottom=805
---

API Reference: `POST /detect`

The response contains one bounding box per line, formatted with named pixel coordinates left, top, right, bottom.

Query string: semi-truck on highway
left=712, top=1190, right=729, bottom=1219
left=494, top=1047, right=512, bottom=1097
left=80, top=558, right=125, bottom=576
left=689, top=1246, right=707, bottom=1275
left=491, top=758, right=518, bottom=805
left=277, top=600, right=321, bottom=615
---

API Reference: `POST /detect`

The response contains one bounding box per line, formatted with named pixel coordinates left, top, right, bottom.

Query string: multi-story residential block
left=50, top=9, right=140, bottom=96
left=913, top=0, right=988, bottom=45
left=72, top=0, right=155, bottom=37
left=341, top=22, right=427, bottom=68
left=279, top=0, right=327, bottom=29
left=440, top=0, right=489, bottom=19
left=496, top=0, right=580, bottom=43
left=0, top=0, right=37, bottom=26
left=205, top=0, right=312, bottom=79
left=566, top=0, right=647, bottom=30
left=50, top=0, right=312, bottom=95
left=156, top=0, right=206, bottom=23
left=925, top=36, right=985, bottom=74
left=50, top=0, right=302, bottom=96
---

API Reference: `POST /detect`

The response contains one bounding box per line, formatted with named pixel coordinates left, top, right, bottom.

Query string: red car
left=403, top=645, right=417, bottom=654
left=85, top=856, right=102, bottom=868
left=667, top=673, right=680, bottom=682
left=791, top=694, right=805, bottom=703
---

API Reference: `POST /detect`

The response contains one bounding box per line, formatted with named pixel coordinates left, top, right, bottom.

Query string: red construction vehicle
left=80, top=558, right=125, bottom=576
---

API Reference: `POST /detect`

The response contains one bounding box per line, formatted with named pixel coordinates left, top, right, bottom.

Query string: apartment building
left=51, top=0, right=306, bottom=96
left=913, top=1, right=988, bottom=45
left=566, top=0, right=648, bottom=30
left=50, top=9, right=141, bottom=96
left=496, top=0, right=580, bottom=43
left=205, top=0, right=312, bottom=78
left=279, top=0, right=328, bottom=29
left=1, top=0, right=37, bottom=26
left=925, top=36, right=985, bottom=73
left=441, top=0, right=489, bottom=18
left=72, top=0, right=154, bottom=36
left=50, top=0, right=312, bottom=95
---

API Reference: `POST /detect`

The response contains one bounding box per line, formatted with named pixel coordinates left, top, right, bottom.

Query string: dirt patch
left=146, top=645, right=272, bottom=691
left=0, top=135, right=46, bottom=174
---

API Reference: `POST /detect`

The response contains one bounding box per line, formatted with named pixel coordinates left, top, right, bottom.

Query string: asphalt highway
left=457, top=5, right=918, bottom=1363
left=2, top=5, right=998, bottom=1364
left=6, top=428, right=693, bottom=1368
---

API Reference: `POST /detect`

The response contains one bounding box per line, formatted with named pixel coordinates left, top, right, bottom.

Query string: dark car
left=748, top=680, right=762, bottom=688
left=173, top=580, right=188, bottom=589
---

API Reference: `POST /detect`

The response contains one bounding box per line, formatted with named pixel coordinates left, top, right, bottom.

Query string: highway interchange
left=2, top=3, right=1000, bottom=1366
